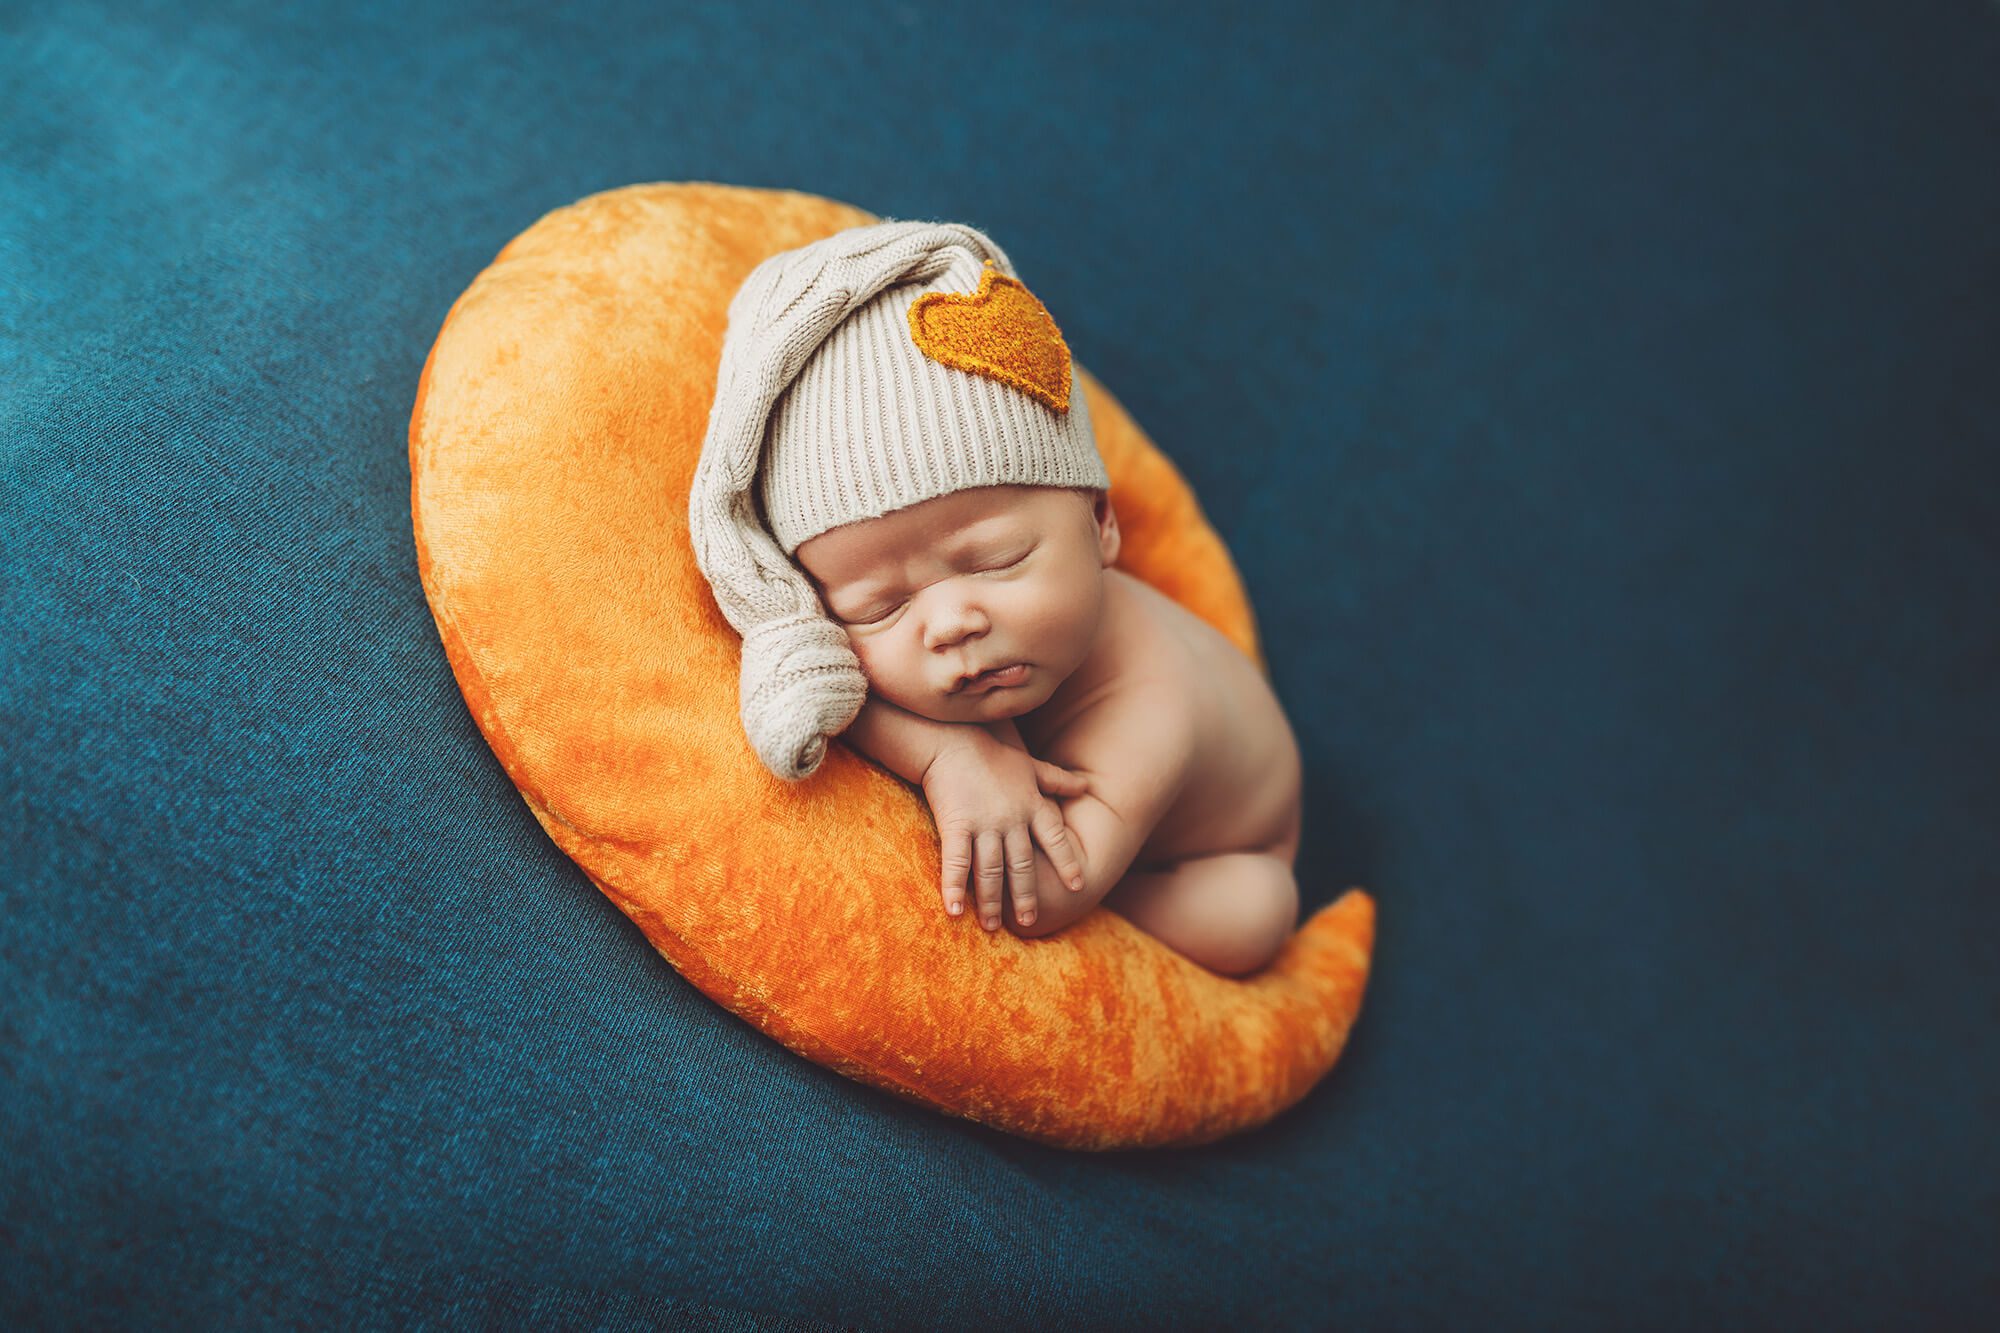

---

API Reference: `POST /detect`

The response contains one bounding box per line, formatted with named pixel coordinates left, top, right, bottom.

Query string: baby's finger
left=973, top=830, right=1005, bottom=931
left=1032, top=801, right=1087, bottom=893
left=1032, top=759, right=1090, bottom=796
left=940, top=829, right=972, bottom=918
left=1003, top=825, right=1038, bottom=928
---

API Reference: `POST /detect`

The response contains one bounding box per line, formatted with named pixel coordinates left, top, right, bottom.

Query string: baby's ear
left=1093, top=491, right=1121, bottom=566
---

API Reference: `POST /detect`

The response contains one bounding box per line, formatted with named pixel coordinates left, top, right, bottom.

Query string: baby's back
left=1020, top=568, right=1303, bottom=870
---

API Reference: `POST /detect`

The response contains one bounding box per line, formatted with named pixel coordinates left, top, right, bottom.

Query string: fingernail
left=948, top=901, right=962, bottom=915
left=984, top=916, right=998, bottom=930
left=1021, top=911, right=1036, bottom=926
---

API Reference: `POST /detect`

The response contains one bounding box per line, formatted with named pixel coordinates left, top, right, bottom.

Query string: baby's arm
left=841, top=695, right=967, bottom=784
left=1007, top=687, right=1197, bottom=933
left=841, top=696, right=1089, bottom=926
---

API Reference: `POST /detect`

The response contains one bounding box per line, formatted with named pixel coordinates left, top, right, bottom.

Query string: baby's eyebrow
left=940, top=517, right=1035, bottom=561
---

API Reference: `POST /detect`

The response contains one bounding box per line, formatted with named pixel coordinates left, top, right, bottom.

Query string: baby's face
left=795, top=484, right=1121, bottom=724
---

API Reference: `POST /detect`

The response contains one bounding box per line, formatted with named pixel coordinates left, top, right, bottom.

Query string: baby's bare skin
left=797, top=484, right=1302, bottom=976
left=1012, top=567, right=1303, bottom=974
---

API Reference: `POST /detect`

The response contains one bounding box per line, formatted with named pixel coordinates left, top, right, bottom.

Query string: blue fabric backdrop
left=5, top=1, right=1996, bottom=1327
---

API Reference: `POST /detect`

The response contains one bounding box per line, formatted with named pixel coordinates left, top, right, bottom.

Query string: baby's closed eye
left=844, top=602, right=901, bottom=626
left=836, top=551, right=1032, bottom=625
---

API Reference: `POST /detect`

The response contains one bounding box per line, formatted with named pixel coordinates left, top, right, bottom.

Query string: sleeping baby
left=688, top=219, right=1302, bottom=976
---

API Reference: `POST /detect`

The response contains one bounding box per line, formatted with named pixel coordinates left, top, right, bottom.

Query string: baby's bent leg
left=1099, top=852, right=1301, bottom=977
left=1001, top=842, right=1120, bottom=938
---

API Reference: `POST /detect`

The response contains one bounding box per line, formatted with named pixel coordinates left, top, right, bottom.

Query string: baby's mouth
left=957, top=663, right=1029, bottom=694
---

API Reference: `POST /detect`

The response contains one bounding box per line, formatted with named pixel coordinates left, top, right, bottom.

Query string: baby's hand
left=921, top=730, right=1090, bottom=932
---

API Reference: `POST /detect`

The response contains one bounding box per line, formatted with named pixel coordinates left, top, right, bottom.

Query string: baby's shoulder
left=1087, top=566, right=1290, bottom=758
left=1100, top=570, right=1239, bottom=701
left=1018, top=570, right=1221, bottom=757
left=1024, top=672, right=1197, bottom=818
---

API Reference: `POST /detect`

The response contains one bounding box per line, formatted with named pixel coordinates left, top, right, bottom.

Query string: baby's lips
left=958, top=662, right=1030, bottom=694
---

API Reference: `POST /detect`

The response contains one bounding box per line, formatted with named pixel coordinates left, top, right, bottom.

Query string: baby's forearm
left=841, top=696, right=981, bottom=784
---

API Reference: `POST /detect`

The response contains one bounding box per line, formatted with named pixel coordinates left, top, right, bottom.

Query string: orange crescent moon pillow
left=409, top=182, right=1377, bottom=1150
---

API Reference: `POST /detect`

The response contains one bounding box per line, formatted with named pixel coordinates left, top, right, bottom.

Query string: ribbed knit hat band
left=760, top=246, right=1105, bottom=556
left=688, top=219, right=1109, bottom=782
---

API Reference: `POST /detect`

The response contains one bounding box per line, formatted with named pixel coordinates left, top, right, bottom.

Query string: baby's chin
left=886, top=675, right=1053, bottom=724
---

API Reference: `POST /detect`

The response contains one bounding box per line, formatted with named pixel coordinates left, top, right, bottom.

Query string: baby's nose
left=924, top=601, right=989, bottom=649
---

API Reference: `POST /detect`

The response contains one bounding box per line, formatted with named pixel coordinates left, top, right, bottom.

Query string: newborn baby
left=689, top=218, right=1300, bottom=975
left=795, top=483, right=1303, bottom=977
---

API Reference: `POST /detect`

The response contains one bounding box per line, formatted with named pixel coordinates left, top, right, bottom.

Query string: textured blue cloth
left=5, top=2, right=1997, bottom=1327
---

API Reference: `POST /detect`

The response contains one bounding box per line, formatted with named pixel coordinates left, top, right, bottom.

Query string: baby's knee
left=1002, top=896, right=1065, bottom=939
left=1207, top=857, right=1301, bottom=976
left=1000, top=856, right=1096, bottom=940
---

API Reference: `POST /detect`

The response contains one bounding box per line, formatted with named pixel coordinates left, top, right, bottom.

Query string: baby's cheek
left=849, top=641, right=904, bottom=697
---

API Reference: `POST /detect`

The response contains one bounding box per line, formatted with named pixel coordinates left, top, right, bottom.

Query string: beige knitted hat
left=688, top=219, right=1109, bottom=782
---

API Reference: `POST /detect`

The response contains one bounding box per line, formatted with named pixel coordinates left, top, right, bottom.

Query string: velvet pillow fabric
left=409, top=182, right=1376, bottom=1149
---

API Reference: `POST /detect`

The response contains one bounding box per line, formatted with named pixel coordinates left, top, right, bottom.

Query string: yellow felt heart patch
left=907, top=260, right=1072, bottom=412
